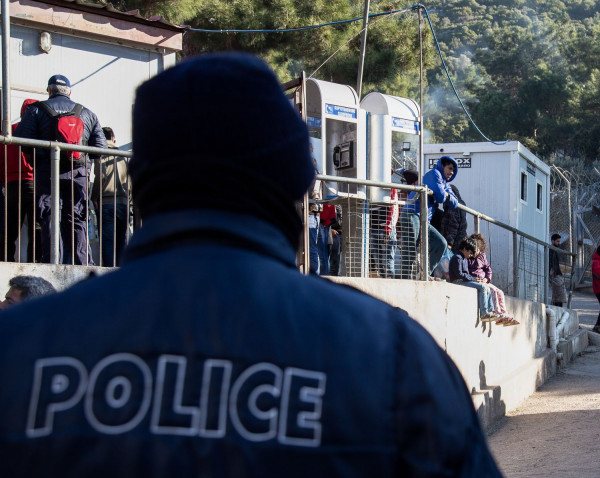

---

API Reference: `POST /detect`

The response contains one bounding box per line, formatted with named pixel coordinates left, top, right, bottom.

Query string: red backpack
left=36, top=101, right=85, bottom=171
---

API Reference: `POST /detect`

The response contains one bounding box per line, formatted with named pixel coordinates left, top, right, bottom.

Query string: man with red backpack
left=14, top=74, right=106, bottom=265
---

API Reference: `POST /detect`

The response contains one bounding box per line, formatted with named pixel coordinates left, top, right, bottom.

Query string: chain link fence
left=550, top=163, right=600, bottom=288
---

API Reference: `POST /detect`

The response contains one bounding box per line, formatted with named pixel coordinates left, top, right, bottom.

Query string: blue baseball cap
left=47, top=74, right=70, bottom=87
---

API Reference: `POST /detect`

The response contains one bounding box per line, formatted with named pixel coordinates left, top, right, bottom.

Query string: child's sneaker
left=480, top=312, right=497, bottom=322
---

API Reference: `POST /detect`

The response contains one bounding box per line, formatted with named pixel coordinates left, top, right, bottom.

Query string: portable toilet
left=305, top=78, right=368, bottom=276
left=305, top=78, right=365, bottom=198
left=424, top=141, right=550, bottom=299
left=360, top=92, right=420, bottom=202
left=356, top=93, right=421, bottom=278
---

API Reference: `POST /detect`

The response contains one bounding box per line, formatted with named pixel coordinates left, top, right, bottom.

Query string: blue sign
left=307, top=116, right=322, bottom=127
left=392, top=117, right=420, bottom=133
left=325, top=104, right=357, bottom=119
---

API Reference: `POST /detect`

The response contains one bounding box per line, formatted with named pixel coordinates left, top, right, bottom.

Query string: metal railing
left=301, top=174, right=432, bottom=280
left=304, top=174, right=576, bottom=307
left=0, top=134, right=133, bottom=266
left=0, top=136, right=578, bottom=306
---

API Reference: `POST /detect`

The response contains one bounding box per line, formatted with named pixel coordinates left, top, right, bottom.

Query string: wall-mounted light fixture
left=39, top=32, right=52, bottom=53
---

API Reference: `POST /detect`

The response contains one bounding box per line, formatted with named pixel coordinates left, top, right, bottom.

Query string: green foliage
left=117, top=0, right=600, bottom=161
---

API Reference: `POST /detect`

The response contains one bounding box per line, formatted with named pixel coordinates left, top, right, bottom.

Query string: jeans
left=100, top=203, right=128, bottom=267
left=37, top=166, right=94, bottom=265
left=4, top=180, right=35, bottom=262
left=329, top=231, right=341, bottom=276
left=317, top=223, right=330, bottom=275
left=461, top=282, right=495, bottom=315
left=308, top=214, right=320, bottom=274
left=371, top=228, right=396, bottom=278
left=399, top=211, right=447, bottom=279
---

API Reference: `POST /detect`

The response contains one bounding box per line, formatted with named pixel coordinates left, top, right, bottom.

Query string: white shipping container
left=2, top=0, right=183, bottom=148
left=423, top=141, right=550, bottom=298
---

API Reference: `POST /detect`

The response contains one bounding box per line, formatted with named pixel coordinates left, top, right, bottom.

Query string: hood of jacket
left=435, top=156, right=458, bottom=183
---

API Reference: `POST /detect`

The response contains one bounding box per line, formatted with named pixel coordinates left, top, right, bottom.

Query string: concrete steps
left=474, top=328, right=590, bottom=431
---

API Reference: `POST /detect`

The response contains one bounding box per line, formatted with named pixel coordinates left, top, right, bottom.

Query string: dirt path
left=487, top=291, right=600, bottom=477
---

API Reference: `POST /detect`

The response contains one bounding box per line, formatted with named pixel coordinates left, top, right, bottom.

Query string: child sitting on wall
left=448, top=237, right=496, bottom=321
left=468, top=233, right=519, bottom=327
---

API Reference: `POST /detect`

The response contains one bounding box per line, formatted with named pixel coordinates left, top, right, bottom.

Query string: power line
left=186, top=3, right=509, bottom=145
left=185, top=7, right=412, bottom=33
left=417, top=4, right=509, bottom=145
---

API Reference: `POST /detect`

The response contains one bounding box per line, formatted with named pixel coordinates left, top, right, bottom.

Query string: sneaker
left=480, top=313, right=496, bottom=322
left=503, top=318, right=520, bottom=326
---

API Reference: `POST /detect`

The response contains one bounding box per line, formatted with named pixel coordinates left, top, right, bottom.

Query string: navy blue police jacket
left=0, top=209, right=501, bottom=477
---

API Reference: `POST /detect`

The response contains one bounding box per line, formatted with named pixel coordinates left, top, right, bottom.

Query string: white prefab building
left=2, top=0, right=184, bottom=148
left=423, top=141, right=551, bottom=299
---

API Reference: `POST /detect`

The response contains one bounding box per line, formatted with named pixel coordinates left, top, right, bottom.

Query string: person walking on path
left=549, top=233, right=567, bottom=307
left=591, top=245, right=600, bottom=333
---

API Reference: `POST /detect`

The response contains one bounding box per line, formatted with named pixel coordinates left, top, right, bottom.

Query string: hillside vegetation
left=115, top=0, right=600, bottom=162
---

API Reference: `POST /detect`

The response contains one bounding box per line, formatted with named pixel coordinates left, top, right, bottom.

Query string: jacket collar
left=122, top=209, right=298, bottom=268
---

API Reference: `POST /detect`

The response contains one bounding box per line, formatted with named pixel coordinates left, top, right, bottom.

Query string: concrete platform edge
left=475, top=328, right=590, bottom=431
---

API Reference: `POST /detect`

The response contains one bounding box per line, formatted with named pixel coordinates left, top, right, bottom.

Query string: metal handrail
left=0, top=135, right=132, bottom=158
left=313, top=174, right=574, bottom=305
left=0, top=135, right=132, bottom=264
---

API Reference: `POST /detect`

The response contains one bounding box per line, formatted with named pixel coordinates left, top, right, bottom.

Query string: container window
left=536, top=182, right=543, bottom=211
left=520, top=172, right=527, bottom=202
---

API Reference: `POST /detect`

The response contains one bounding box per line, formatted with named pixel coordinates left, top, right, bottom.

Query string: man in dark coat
left=0, top=54, right=501, bottom=477
left=549, top=233, right=567, bottom=306
left=15, top=74, right=106, bottom=264
left=440, top=184, right=468, bottom=251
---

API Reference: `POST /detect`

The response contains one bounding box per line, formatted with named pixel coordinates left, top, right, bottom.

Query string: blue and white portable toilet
left=305, top=78, right=365, bottom=198
left=360, top=92, right=420, bottom=202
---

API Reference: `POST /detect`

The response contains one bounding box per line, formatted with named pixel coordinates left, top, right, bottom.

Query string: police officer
left=0, top=54, right=501, bottom=477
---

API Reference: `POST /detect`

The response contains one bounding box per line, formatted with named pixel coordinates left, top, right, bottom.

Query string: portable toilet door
left=360, top=92, right=420, bottom=203
left=305, top=78, right=365, bottom=198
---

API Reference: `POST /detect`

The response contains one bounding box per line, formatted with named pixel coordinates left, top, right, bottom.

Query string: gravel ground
left=487, top=289, right=600, bottom=477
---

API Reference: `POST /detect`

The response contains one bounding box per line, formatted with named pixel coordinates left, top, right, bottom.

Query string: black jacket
left=441, top=188, right=468, bottom=250
left=14, top=93, right=107, bottom=167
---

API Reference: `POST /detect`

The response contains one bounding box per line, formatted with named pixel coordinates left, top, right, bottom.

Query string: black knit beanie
left=129, top=52, right=314, bottom=249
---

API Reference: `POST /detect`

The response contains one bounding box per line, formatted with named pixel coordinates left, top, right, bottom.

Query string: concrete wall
left=327, top=276, right=581, bottom=428
left=0, top=262, right=112, bottom=293
left=0, top=262, right=582, bottom=430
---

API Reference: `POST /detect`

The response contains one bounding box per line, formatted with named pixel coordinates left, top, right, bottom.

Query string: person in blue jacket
left=399, top=155, right=459, bottom=279
left=0, top=53, right=501, bottom=477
